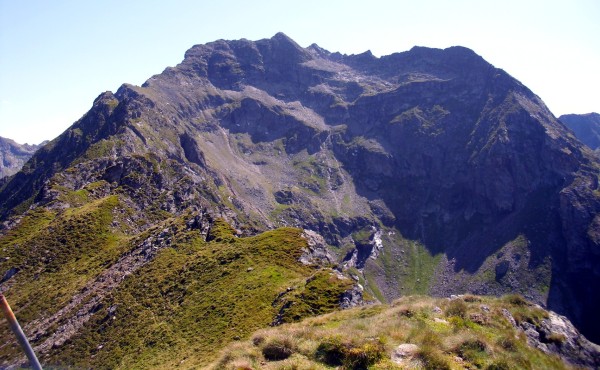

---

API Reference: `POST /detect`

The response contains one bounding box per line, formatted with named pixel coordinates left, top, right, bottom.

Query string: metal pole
left=0, top=293, right=43, bottom=370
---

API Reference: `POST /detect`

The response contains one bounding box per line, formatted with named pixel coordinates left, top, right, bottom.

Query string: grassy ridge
left=0, top=196, right=128, bottom=351
left=35, top=224, right=351, bottom=369
left=212, top=294, right=571, bottom=369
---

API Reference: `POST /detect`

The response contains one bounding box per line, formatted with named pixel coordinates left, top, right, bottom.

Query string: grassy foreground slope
left=212, top=295, right=597, bottom=370
left=0, top=204, right=352, bottom=369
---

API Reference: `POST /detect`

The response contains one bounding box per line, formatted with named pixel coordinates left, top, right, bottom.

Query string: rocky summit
left=1, top=33, right=599, bottom=368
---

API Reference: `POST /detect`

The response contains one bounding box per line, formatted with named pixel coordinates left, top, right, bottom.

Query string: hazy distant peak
left=0, top=136, right=46, bottom=178
left=560, top=112, right=600, bottom=150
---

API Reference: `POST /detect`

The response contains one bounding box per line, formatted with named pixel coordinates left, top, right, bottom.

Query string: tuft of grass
left=503, top=294, right=528, bottom=306
left=545, top=332, right=567, bottom=345
left=445, top=299, right=468, bottom=319
left=510, top=305, right=549, bottom=328
left=415, top=328, right=443, bottom=347
left=262, top=335, right=296, bottom=361
left=455, top=338, right=489, bottom=367
left=343, top=339, right=386, bottom=370
left=416, top=346, right=451, bottom=370
left=497, top=336, right=517, bottom=352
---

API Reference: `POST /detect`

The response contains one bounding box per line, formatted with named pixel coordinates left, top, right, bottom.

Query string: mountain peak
left=271, top=31, right=295, bottom=42
left=93, top=91, right=116, bottom=105
left=267, top=32, right=304, bottom=52
left=307, top=43, right=330, bottom=57
left=260, top=32, right=312, bottom=62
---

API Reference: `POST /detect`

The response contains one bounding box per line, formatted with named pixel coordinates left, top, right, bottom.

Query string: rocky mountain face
left=1, top=33, right=599, bottom=367
left=560, top=112, right=600, bottom=151
left=0, top=137, right=46, bottom=179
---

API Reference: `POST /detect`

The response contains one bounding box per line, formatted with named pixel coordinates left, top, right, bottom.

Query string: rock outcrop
left=504, top=307, right=600, bottom=368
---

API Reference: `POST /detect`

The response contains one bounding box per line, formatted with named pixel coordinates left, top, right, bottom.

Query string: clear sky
left=1, top=0, right=598, bottom=144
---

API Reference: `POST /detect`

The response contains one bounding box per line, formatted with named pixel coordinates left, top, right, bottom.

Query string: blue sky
left=1, top=0, right=599, bottom=144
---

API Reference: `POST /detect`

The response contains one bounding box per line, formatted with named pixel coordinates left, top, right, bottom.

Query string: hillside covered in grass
left=212, top=295, right=600, bottom=370
left=0, top=203, right=356, bottom=369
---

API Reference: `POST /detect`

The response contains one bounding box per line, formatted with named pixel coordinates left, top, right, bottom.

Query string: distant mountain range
left=1, top=34, right=599, bottom=368
left=560, top=112, right=600, bottom=152
left=0, top=137, right=46, bottom=179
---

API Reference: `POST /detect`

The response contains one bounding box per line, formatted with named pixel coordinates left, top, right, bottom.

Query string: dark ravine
left=1, top=33, right=599, bottom=367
